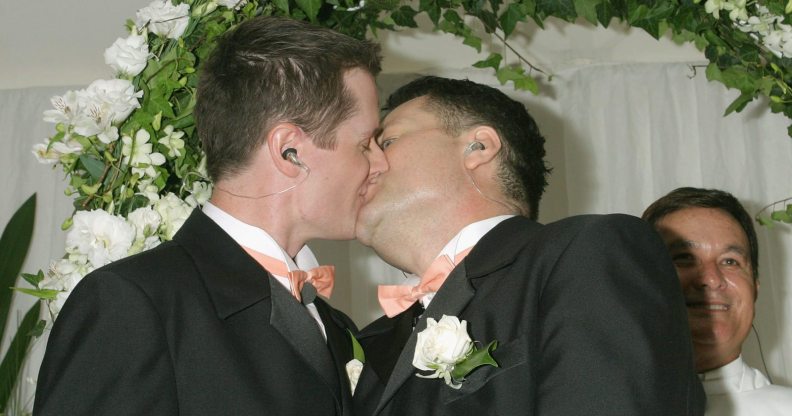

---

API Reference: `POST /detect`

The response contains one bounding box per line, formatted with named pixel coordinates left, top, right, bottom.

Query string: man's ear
left=463, top=125, right=502, bottom=171
left=266, top=122, right=306, bottom=177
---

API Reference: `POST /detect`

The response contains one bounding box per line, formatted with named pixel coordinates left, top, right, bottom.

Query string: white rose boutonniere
left=412, top=315, right=498, bottom=389
left=346, top=359, right=364, bottom=394
left=346, top=329, right=366, bottom=395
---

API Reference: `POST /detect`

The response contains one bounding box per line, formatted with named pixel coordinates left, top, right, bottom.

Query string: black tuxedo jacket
left=353, top=214, right=705, bottom=416
left=34, top=210, right=357, bottom=415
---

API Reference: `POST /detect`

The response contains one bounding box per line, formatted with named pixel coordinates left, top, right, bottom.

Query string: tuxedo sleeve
left=34, top=270, right=177, bottom=416
left=536, top=214, right=704, bottom=416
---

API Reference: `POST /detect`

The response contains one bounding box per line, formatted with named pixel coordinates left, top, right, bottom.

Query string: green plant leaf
left=21, top=271, right=44, bottom=288
left=496, top=66, right=539, bottom=93
left=450, top=340, right=499, bottom=381
left=347, top=329, right=365, bottom=362
left=11, top=288, right=61, bottom=300
left=0, top=194, right=35, bottom=347
left=499, top=3, right=527, bottom=37
left=574, top=0, right=601, bottom=25
left=79, top=155, right=106, bottom=182
left=296, top=0, right=322, bottom=21
left=473, top=53, right=503, bottom=71
left=0, top=302, right=40, bottom=412
left=723, top=92, right=754, bottom=116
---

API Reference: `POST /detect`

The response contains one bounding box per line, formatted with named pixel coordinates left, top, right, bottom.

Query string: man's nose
left=368, top=139, right=389, bottom=175
left=694, top=261, right=728, bottom=290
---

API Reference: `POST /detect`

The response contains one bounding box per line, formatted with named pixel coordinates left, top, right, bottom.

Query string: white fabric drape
left=2, top=62, right=791, bottom=411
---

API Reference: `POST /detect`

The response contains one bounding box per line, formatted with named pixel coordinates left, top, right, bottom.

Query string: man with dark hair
left=643, top=187, right=792, bottom=415
left=35, top=17, right=387, bottom=415
left=352, top=76, right=704, bottom=415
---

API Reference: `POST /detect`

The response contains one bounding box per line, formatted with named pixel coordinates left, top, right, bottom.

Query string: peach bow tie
left=243, top=247, right=334, bottom=303
left=377, top=248, right=472, bottom=318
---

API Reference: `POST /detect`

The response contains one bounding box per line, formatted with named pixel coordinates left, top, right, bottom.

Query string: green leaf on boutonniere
left=347, top=329, right=365, bottom=363
left=450, top=340, right=499, bottom=382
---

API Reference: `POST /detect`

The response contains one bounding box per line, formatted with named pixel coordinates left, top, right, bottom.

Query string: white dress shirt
left=203, top=202, right=327, bottom=339
left=403, top=215, right=514, bottom=309
left=700, top=355, right=792, bottom=415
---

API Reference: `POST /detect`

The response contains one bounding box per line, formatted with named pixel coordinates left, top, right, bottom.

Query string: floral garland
left=23, top=0, right=792, bottom=321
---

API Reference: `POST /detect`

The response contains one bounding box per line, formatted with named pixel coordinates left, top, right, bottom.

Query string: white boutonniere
left=412, top=315, right=498, bottom=389
left=346, top=330, right=366, bottom=394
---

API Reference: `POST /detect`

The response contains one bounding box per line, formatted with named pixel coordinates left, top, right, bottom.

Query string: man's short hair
left=642, top=187, right=759, bottom=278
left=195, top=17, right=381, bottom=182
left=385, top=76, right=551, bottom=219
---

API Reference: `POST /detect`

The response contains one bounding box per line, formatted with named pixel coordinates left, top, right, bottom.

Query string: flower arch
left=24, top=0, right=792, bottom=318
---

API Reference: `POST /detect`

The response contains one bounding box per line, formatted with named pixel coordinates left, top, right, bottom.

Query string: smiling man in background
left=644, top=187, right=792, bottom=415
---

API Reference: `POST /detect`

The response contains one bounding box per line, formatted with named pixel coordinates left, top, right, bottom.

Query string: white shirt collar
left=698, top=355, right=772, bottom=395
left=410, top=215, right=514, bottom=307
left=202, top=202, right=319, bottom=274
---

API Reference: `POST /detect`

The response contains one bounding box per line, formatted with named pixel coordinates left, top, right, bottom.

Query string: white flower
left=72, top=79, right=142, bottom=141
left=122, top=129, right=166, bottom=178
left=83, top=79, right=143, bottom=124
left=43, top=90, right=81, bottom=125
left=413, top=315, right=473, bottom=375
left=32, top=138, right=84, bottom=164
left=346, top=359, right=364, bottom=394
left=104, top=33, right=151, bottom=77
left=41, top=256, right=93, bottom=317
left=154, top=192, right=192, bottom=240
left=127, top=206, right=162, bottom=240
left=218, top=0, right=247, bottom=9
left=137, top=180, right=162, bottom=202
left=136, top=0, right=190, bottom=40
left=184, top=180, right=212, bottom=207
left=65, top=209, right=135, bottom=268
left=159, top=125, right=185, bottom=158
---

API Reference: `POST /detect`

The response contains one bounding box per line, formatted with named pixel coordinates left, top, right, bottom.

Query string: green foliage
left=0, top=194, right=40, bottom=412
left=0, top=303, right=40, bottom=413
left=0, top=194, right=35, bottom=343
left=369, top=0, right=792, bottom=138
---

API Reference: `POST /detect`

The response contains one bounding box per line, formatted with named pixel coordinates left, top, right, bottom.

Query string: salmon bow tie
left=287, top=266, right=335, bottom=303
left=243, top=247, right=334, bottom=304
left=377, top=248, right=471, bottom=318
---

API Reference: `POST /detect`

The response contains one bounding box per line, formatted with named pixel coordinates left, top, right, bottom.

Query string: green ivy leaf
left=574, top=0, right=601, bottom=25
left=496, top=66, right=539, bottom=94
left=723, top=92, right=755, bottom=116
left=473, top=53, right=503, bottom=71
left=705, top=63, right=722, bottom=82
left=296, top=0, right=322, bottom=21
left=463, top=33, right=482, bottom=52
left=391, top=5, right=418, bottom=27
left=499, top=3, right=528, bottom=37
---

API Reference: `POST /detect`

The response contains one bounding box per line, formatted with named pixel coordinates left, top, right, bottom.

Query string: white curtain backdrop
left=2, top=62, right=791, bottom=410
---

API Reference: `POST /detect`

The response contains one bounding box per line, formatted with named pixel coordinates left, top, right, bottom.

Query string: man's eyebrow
left=667, top=240, right=697, bottom=250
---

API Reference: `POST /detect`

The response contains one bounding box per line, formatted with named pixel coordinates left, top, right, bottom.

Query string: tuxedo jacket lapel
left=270, top=278, right=340, bottom=397
left=314, top=300, right=353, bottom=412
left=178, top=210, right=342, bottom=406
left=374, top=263, right=476, bottom=415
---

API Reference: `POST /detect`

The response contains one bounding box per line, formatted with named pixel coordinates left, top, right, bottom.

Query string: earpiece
left=281, top=148, right=305, bottom=168
left=464, top=141, right=485, bottom=155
